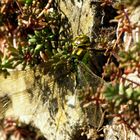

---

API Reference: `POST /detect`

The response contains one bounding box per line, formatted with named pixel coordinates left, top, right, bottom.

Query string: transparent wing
left=76, top=61, right=104, bottom=92
left=0, top=60, right=104, bottom=123
left=0, top=63, right=75, bottom=120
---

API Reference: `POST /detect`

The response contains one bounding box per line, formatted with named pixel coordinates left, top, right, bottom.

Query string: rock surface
left=57, top=0, right=94, bottom=37
left=0, top=63, right=105, bottom=140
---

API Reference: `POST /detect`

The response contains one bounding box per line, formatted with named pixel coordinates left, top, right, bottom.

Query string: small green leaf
left=126, top=88, right=133, bottom=99
left=28, top=34, right=33, bottom=38
left=34, top=44, right=44, bottom=54
left=18, top=46, right=24, bottom=55
left=114, top=97, right=123, bottom=107
left=8, top=47, right=19, bottom=54
left=104, top=84, right=119, bottom=100
left=48, top=35, right=54, bottom=40
left=0, top=51, right=3, bottom=58
left=2, top=59, right=13, bottom=69
left=34, top=31, right=40, bottom=37
left=25, top=0, right=33, bottom=5
left=28, top=38, right=37, bottom=44
left=10, top=52, right=19, bottom=57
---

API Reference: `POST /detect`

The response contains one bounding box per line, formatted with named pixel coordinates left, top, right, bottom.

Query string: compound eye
left=73, top=34, right=90, bottom=48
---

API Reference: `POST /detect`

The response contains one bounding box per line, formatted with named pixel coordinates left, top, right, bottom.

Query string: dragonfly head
left=72, top=34, right=91, bottom=49
left=71, top=35, right=91, bottom=59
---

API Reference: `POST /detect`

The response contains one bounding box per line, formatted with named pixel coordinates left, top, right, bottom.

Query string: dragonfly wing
left=76, top=61, right=105, bottom=91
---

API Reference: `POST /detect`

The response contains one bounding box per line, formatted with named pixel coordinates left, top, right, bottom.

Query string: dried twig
left=37, top=0, right=53, bottom=19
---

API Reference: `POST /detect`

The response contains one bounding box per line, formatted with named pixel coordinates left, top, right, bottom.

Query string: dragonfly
left=42, top=34, right=107, bottom=95
left=0, top=35, right=106, bottom=140
left=0, top=34, right=105, bottom=113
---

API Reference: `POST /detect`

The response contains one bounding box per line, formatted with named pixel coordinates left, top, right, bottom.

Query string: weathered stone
left=0, top=63, right=105, bottom=140
left=104, top=118, right=140, bottom=140
left=57, top=0, right=94, bottom=37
